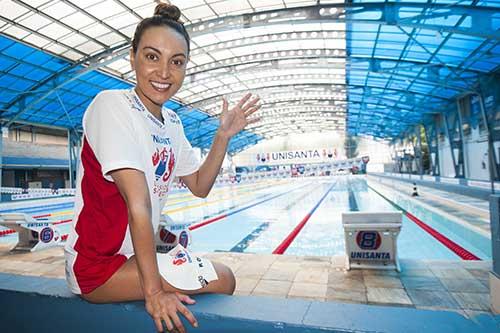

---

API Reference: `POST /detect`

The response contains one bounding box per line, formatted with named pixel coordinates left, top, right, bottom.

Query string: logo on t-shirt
left=165, top=110, right=180, bottom=125
left=152, top=146, right=176, bottom=183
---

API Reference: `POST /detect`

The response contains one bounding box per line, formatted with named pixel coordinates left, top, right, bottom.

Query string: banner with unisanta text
left=254, top=148, right=343, bottom=165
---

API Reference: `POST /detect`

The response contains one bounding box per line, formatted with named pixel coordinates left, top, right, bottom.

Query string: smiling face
left=130, top=25, right=188, bottom=116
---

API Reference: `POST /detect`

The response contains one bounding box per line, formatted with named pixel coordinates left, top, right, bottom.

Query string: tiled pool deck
left=0, top=243, right=494, bottom=320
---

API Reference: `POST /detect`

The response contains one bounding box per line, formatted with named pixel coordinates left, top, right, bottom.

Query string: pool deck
left=0, top=242, right=494, bottom=321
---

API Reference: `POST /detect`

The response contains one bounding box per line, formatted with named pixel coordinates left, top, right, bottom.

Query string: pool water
left=0, top=176, right=491, bottom=260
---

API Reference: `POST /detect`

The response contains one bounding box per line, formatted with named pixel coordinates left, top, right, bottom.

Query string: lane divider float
left=368, top=184, right=481, bottom=261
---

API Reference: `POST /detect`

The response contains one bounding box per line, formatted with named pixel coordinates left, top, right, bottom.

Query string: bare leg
left=82, top=256, right=235, bottom=303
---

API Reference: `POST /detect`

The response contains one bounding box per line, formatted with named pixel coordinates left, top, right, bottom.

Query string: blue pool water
left=0, top=176, right=491, bottom=260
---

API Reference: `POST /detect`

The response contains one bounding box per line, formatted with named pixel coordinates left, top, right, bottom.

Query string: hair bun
left=154, top=3, right=182, bottom=22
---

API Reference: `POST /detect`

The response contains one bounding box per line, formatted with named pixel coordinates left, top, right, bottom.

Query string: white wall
left=437, top=136, right=456, bottom=178
left=463, top=127, right=490, bottom=181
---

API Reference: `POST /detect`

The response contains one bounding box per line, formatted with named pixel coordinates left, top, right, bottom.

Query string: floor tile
left=439, top=278, right=489, bottom=293
left=400, top=276, right=444, bottom=291
left=364, top=275, right=403, bottom=288
left=235, top=277, right=260, bottom=293
left=430, top=267, right=475, bottom=279
left=252, top=279, right=292, bottom=297
left=406, top=289, right=461, bottom=309
left=263, top=262, right=301, bottom=281
left=294, top=268, right=329, bottom=284
left=451, top=292, right=491, bottom=311
left=366, top=287, right=412, bottom=305
left=288, top=282, right=327, bottom=298
left=326, top=287, right=367, bottom=303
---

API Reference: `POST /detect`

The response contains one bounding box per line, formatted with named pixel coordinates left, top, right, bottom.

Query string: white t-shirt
left=64, top=89, right=199, bottom=294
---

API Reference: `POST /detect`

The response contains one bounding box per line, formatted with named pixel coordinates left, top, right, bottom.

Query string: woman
left=64, top=4, right=260, bottom=333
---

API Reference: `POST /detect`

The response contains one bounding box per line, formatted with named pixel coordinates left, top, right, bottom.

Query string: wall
left=233, top=132, right=391, bottom=167
left=437, top=136, right=456, bottom=178
left=3, top=140, right=68, bottom=160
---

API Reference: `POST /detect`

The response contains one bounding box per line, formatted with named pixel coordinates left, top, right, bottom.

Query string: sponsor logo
left=27, top=223, right=49, bottom=228
left=152, top=135, right=171, bottom=145
left=350, top=252, right=391, bottom=260
left=198, top=275, right=208, bottom=288
left=159, top=228, right=176, bottom=244
left=166, top=110, right=180, bottom=124
left=196, top=257, right=204, bottom=268
left=125, top=93, right=146, bottom=113
left=39, top=227, right=54, bottom=243
left=356, top=231, right=381, bottom=250
left=172, top=249, right=192, bottom=266
left=152, top=147, right=176, bottom=183
left=178, top=231, right=189, bottom=248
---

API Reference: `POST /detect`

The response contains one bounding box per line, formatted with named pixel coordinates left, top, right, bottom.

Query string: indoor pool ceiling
left=0, top=0, right=499, bottom=148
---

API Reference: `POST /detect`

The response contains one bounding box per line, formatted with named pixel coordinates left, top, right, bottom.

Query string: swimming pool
left=0, top=176, right=491, bottom=260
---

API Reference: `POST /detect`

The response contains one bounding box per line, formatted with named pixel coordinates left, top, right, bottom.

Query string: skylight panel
left=183, top=5, right=217, bottom=21
left=210, top=0, right=252, bottom=14
left=23, top=34, right=51, bottom=49
left=210, top=49, right=233, bottom=60
left=42, top=1, right=76, bottom=20
left=38, top=22, right=72, bottom=40
left=60, top=33, right=87, bottom=48
left=62, top=49, right=81, bottom=61
left=191, top=33, right=218, bottom=47
left=106, top=12, right=140, bottom=30
left=190, top=53, right=214, bottom=65
left=43, top=43, right=68, bottom=55
left=85, top=1, right=125, bottom=20
left=2, top=25, right=30, bottom=39
left=98, top=32, right=125, bottom=47
left=19, top=13, right=53, bottom=31
left=133, top=3, right=157, bottom=19
left=60, top=12, right=95, bottom=30
left=77, top=40, right=102, bottom=55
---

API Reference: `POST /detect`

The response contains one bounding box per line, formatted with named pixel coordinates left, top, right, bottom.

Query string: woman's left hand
left=217, top=93, right=261, bottom=139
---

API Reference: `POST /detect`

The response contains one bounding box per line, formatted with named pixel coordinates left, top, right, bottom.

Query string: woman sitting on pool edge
left=64, top=4, right=261, bottom=333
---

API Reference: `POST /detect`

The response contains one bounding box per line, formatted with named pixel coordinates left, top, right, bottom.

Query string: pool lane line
left=272, top=182, right=336, bottom=255
left=347, top=178, right=359, bottom=211
left=229, top=222, right=270, bottom=252
left=368, top=184, right=481, bottom=261
left=163, top=181, right=295, bottom=214
left=189, top=183, right=311, bottom=231
left=228, top=184, right=319, bottom=252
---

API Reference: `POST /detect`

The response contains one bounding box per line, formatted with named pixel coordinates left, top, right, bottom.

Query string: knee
left=215, top=262, right=236, bottom=295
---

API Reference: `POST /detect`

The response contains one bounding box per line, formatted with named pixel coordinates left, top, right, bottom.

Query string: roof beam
left=186, top=3, right=500, bottom=41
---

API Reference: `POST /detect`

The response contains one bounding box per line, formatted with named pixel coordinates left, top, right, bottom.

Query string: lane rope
left=368, top=184, right=481, bottom=261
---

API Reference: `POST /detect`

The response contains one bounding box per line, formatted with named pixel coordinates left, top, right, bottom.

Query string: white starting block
left=0, top=213, right=62, bottom=252
left=342, top=212, right=402, bottom=272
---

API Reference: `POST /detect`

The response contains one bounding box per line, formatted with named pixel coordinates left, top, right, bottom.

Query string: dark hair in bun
left=154, top=3, right=181, bottom=21
left=132, top=4, right=190, bottom=54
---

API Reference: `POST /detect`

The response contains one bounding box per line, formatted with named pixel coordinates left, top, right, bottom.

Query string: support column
left=443, top=110, right=465, bottom=178
left=0, top=125, right=3, bottom=202
left=68, top=129, right=81, bottom=189
left=478, top=92, right=499, bottom=192
left=423, top=119, right=440, bottom=176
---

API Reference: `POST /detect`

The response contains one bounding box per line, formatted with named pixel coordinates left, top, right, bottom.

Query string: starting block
left=342, top=212, right=402, bottom=272
left=0, top=213, right=62, bottom=252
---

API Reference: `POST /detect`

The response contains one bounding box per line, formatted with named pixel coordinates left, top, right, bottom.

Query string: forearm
left=193, top=132, right=230, bottom=196
left=128, top=208, right=162, bottom=296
